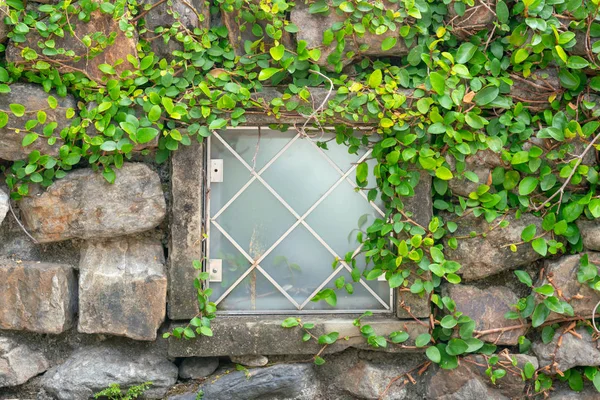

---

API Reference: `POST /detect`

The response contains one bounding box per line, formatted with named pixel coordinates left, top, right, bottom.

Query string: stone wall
left=0, top=1, right=598, bottom=400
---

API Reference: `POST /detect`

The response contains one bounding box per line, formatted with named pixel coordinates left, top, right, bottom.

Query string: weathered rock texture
left=446, top=284, right=526, bottom=345
left=178, top=357, right=219, bottom=380
left=7, top=11, right=137, bottom=83
left=140, top=0, right=210, bottom=59
left=0, top=260, right=76, bottom=334
left=510, top=69, right=562, bottom=111
left=444, top=212, right=544, bottom=280
left=427, top=353, right=538, bottom=400
left=0, top=83, right=76, bottom=161
left=78, top=236, right=167, bottom=341
left=291, top=2, right=411, bottom=69
left=538, top=252, right=600, bottom=320
left=19, top=163, right=166, bottom=243
left=41, top=343, right=178, bottom=399
left=533, top=326, right=600, bottom=373
left=447, top=0, right=495, bottom=39
left=0, top=188, right=8, bottom=226
left=447, top=150, right=503, bottom=197
left=230, top=355, right=269, bottom=367
left=0, top=336, right=49, bottom=388
left=577, top=220, right=600, bottom=251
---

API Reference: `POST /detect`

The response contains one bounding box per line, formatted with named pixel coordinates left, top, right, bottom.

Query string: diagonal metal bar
left=212, top=131, right=300, bottom=219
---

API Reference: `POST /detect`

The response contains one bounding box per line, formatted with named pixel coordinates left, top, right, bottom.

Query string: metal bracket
left=210, top=159, right=223, bottom=183
left=209, top=259, right=223, bottom=282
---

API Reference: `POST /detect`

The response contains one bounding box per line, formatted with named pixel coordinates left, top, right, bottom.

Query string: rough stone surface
left=0, top=336, right=49, bottom=388
left=447, top=0, right=495, bottom=40
left=444, top=212, right=545, bottom=280
left=78, top=236, right=167, bottom=341
left=7, top=11, right=137, bottom=83
left=0, top=260, right=76, bottom=334
left=0, top=4, right=8, bottom=43
left=169, top=317, right=429, bottom=357
left=533, top=326, right=600, bottom=373
left=19, top=163, right=166, bottom=243
left=0, top=189, right=8, bottom=226
left=0, top=84, right=76, bottom=161
left=199, top=364, right=317, bottom=400
left=577, top=220, right=600, bottom=251
left=169, top=140, right=203, bottom=319
left=41, top=343, right=178, bottom=399
left=538, top=252, right=600, bottom=320
left=510, top=69, right=562, bottom=112
left=291, top=1, right=411, bottom=69
left=178, top=357, right=219, bottom=380
left=549, top=386, right=600, bottom=399
left=427, top=353, right=537, bottom=400
left=140, top=0, right=210, bottom=59
left=446, top=150, right=504, bottom=197
left=230, top=355, right=269, bottom=367
left=446, top=284, right=525, bottom=345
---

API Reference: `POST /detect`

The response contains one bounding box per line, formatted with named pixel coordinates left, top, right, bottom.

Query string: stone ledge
left=167, top=316, right=428, bottom=357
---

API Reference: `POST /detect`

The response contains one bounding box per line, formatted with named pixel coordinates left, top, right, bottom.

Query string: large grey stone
left=0, top=336, right=49, bottom=388
left=7, top=11, right=137, bottom=83
left=577, top=220, right=600, bottom=251
left=0, top=260, right=76, bottom=334
left=0, top=189, right=8, bottom=226
left=446, top=285, right=525, bottom=345
left=0, top=83, right=76, bottom=161
left=200, top=364, right=317, bottom=400
left=538, top=252, right=600, bottom=320
left=291, top=1, right=411, bottom=69
left=447, top=0, right=495, bottom=40
left=169, top=317, right=429, bottom=357
left=444, top=212, right=544, bottom=280
left=19, top=163, right=166, bottom=243
left=533, top=326, right=600, bottom=373
left=549, top=386, right=600, bottom=399
left=41, top=343, right=178, bottom=399
left=230, top=355, right=268, bottom=367
left=78, top=236, right=167, bottom=341
left=446, top=150, right=503, bottom=197
left=178, top=357, right=219, bottom=380
left=168, top=140, right=203, bottom=319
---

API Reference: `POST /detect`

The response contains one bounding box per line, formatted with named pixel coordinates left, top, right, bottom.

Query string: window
left=206, top=127, right=393, bottom=314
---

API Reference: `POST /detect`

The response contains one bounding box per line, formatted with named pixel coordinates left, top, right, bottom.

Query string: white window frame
left=204, top=127, right=394, bottom=315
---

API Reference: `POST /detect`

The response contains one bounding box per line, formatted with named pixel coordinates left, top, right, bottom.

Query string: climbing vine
left=2, top=0, right=600, bottom=396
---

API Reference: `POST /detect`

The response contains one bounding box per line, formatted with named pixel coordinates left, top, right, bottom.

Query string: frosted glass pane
left=217, top=128, right=295, bottom=171
left=306, top=182, right=381, bottom=257
left=208, top=226, right=252, bottom=300
left=303, top=270, right=388, bottom=311
left=218, top=272, right=296, bottom=311
left=261, top=137, right=341, bottom=214
left=261, top=224, right=337, bottom=304
left=215, top=181, right=296, bottom=259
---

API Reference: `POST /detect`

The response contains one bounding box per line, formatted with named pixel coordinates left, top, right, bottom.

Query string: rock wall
left=0, top=1, right=598, bottom=400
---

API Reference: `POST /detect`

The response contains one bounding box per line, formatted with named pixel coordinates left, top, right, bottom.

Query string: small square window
left=206, top=127, right=393, bottom=314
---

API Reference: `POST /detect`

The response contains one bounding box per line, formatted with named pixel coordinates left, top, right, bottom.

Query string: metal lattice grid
left=206, top=127, right=393, bottom=314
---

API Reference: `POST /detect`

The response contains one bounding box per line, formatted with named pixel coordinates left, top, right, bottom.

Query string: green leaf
left=369, top=69, right=382, bottom=88
left=148, top=105, right=161, bottom=122
left=456, top=43, right=477, bottom=64
left=523, top=362, right=536, bottom=379
left=381, top=37, right=397, bottom=51
left=531, top=303, right=550, bottom=327
left=589, top=199, right=600, bottom=218
left=514, top=48, right=529, bottom=64
left=318, top=332, right=339, bottom=345
left=390, top=331, right=409, bottom=343
left=518, top=177, right=538, bottom=195
left=426, top=346, right=441, bottom=363
left=21, top=133, right=38, bottom=147
left=209, top=118, right=227, bottom=130
left=514, top=270, right=533, bottom=287
left=258, top=68, right=281, bottom=81
left=0, top=112, right=8, bottom=128
left=9, top=103, right=25, bottom=117
left=199, top=326, right=213, bottom=336
left=534, top=284, right=554, bottom=296
left=531, top=237, right=547, bottom=256
left=496, top=1, right=509, bottom=23
left=473, top=86, right=499, bottom=106
left=136, top=127, right=159, bottom=144
left=446, top=338, right=469, bottom=355
left=281, top=317, right=299, bottom=328
left=269, top=44, right=285, bottom=61
left=567, top=56, right=589, bottom=69
left=356, top=162, right=368, bottom=183
left=440, top=315, right=457, bottom=329
left=415, top=333, right=432, bottom=347
left=521, top=224, right=537, bottom=242
left=430, top=72, right=446, bottom=95
left=435, top=166, right=453, bottom=180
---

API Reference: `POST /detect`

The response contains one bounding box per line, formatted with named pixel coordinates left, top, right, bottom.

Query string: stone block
left=577, top=220, right=600, bottom=251
left=0, top=336, right=49, bottom=388
left=0, top=188, right=8, bottom=226
left=19, top=162, right=166, bottom=243
left=168, top=140, right=203, bottom=320
left=78, top=236, right=167, bottom=341
left=447, top=0, right=495, bottom=40
left=533, top=326, right=600, bottom=373
left=168, top=317, right=429, bottom=357
left=7, top=11, right=137, bottom=83
left=178, top=357, right=219, bottom=380
left=0, top=260, right=76, bottom=334
left=41, top=343, right=178, bottom=399
left=0, top=83, right=76, bottom=161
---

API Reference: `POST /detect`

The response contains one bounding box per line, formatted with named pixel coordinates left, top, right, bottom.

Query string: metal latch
left=211, top=159, right=223, bottom=183
left=208, top=259, right=222, bottom=282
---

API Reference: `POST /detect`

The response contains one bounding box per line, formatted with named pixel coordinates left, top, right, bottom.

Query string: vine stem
left=378, top=361, right=430, bottom=400
left=474, top=314, right=600, bottom=337
left=533, top=131, right=600, bottom=211
left=8, top=202, right=39, bottom=244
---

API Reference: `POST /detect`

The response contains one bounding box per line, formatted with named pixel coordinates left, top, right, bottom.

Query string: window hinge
left=210, top=159, right=223, bottom=183
left=208, top=259, right=222, bottom=282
